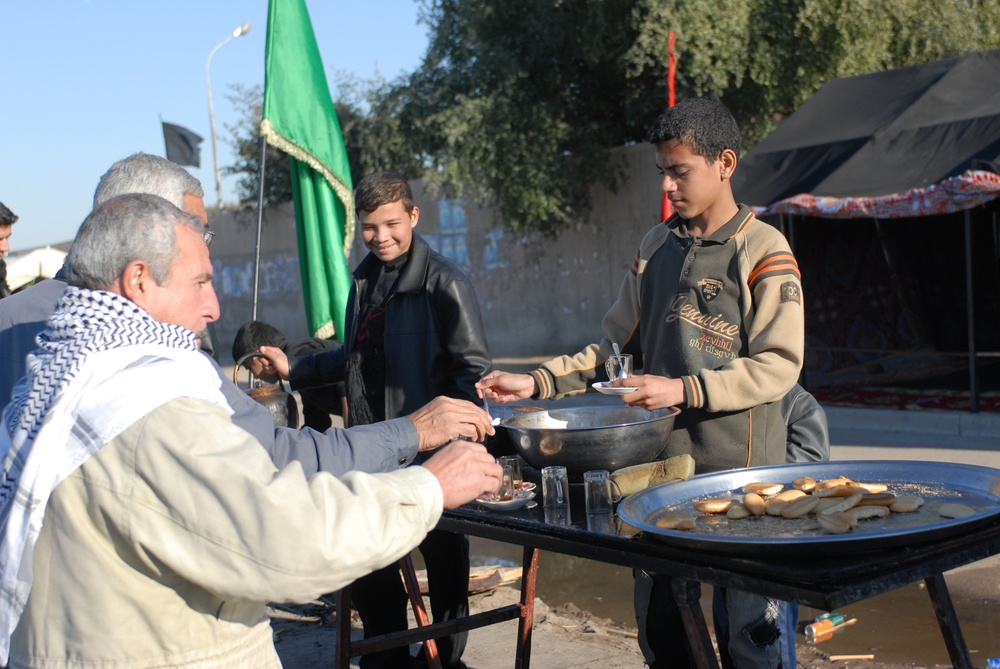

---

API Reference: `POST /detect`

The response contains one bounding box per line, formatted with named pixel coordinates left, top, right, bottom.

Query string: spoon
left=612, top=342, right=628, bottom=380
left=482, top=394, right=501, bottom=427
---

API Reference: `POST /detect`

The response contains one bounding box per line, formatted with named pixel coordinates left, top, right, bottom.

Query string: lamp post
left=206, top=22, right=251, bottom=209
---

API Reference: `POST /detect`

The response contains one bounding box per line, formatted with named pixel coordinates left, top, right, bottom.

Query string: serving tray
left=617, top=460, right=1000, bottom=556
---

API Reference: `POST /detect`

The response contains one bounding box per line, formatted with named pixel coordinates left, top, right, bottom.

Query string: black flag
left=162, top=122, right=204, bottom=168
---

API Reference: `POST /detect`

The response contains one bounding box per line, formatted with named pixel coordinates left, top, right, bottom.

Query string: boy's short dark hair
left=232, top=320, right=287, bottom=363
left=354, top=172, right=415, bottom=214
left=644, top=97, right=741, bottom=161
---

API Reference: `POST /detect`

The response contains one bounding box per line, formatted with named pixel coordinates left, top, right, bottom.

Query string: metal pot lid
left=617, top=460, right=1000, bottom=556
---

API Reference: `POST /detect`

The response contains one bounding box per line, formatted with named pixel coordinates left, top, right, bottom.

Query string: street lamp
left=206, top=22, right=251, bottom=209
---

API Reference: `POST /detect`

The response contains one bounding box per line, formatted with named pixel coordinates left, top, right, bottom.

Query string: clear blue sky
left=0, top=1, right=429, bottom=252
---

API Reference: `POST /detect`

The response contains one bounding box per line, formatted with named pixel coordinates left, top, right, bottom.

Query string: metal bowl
left=484, top=405, right=546, bottom=457
left=502, top=405, right=680, bottom=480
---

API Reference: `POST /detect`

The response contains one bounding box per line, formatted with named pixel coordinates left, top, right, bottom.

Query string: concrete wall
left=207, top=143, right=662, bottom=365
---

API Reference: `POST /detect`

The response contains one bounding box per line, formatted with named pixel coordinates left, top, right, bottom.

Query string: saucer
left=592, top=381, right=638, bottom=396
left=517, top=482, right=537, bottom=493
left=476, top=490, right=536, bottom=511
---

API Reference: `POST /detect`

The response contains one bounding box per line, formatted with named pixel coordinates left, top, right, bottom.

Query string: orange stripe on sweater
left=748, top=254, right=800, bottom=285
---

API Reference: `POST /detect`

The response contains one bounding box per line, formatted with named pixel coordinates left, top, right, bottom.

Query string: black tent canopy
left=730, top=50, right=1000, bottom=411
left=733, top=49, right=1000, bottom=207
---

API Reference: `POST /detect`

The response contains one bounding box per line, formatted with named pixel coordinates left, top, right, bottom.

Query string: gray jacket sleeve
left=269, top=420, right=419, bottom=477
left=211, top=355, right=419, bottom=477
left=782, top=384, right=831, bottom=463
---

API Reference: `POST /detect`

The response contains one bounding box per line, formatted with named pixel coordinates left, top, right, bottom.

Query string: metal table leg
left=515, top=547, right=539, bottom=669
left=925, top=572, right=974, bottom=669
left=672, top=579, right=720, bottom=669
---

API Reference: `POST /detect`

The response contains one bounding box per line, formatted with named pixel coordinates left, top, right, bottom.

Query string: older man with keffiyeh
left=0, top=193, right=501, bottom=669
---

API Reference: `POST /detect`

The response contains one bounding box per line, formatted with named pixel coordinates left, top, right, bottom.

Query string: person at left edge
left=0, top=201, right=17, bottom=299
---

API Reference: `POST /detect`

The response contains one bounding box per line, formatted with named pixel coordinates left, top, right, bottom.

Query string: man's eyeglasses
left=203, top=228, right=215, bottom=247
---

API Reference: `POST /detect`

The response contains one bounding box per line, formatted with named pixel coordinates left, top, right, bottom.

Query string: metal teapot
left=234, top=352, right=300, bottom=428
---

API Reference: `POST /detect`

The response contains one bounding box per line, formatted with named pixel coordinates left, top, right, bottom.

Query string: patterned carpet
left=812, top=386, right=1000, bottom=413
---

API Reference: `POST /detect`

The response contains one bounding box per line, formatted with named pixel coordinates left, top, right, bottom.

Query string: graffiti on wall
left=214, top=254, right=301, bottom=299
left=483, top=229, right=507, bottom=270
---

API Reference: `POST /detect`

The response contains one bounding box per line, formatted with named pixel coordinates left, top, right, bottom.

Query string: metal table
left=438, top=480, right=1000, bottom=669
left=336, top=480, right=1000, bottom=669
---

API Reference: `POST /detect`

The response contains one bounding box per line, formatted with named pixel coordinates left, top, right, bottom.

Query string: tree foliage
left=223, top=79, right=375, bottom=211
left=225, top=0, right=1000, bottom=234
left=381, top=0, right=665, bottom=235
left=223, top=84, right=294, bottom=211
left=628, top=0, right=1000, bottom=145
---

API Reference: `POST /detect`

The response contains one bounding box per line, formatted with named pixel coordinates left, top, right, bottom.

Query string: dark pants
left=352, top=529, right=470, bottom=669
left=635, top=570, right=784, bottom=669
left=712, top=588, right=793, bottom=669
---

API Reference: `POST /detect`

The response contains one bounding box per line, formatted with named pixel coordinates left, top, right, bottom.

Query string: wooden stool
left=399, top=554, right=443, bottom=669
left=334, top=554, right=442, bottom=669
left=335, top=547, right=539, bottom=669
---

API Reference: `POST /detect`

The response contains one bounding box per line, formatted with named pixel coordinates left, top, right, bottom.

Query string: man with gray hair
left=0, top=193, right=501, bottom=668
left=0, top=152, right=204, bottom=402
left=0, top=153, right=493, bottom=471
left=93, top=151, right=207, bottom=222
left=93, top=152, right=218, bottom=355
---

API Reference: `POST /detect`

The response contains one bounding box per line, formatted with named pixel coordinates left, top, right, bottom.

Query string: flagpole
left=660, top=31, right=677, bottom=223
left=252, top=135, right=267, bottom=321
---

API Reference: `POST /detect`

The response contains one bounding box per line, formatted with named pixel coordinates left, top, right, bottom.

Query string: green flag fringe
left=260, top=118, right=356, bottom=259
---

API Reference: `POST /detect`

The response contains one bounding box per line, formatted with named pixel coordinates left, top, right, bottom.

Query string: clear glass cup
left=583, top=469, right=623, bottom=515
left=488, top=462, right=516, bottom=502
left=605, top=353, right=633, bottom=381
left=542, top=465, right=571, bottom=525
left=498, top=455, right=523, bottom=490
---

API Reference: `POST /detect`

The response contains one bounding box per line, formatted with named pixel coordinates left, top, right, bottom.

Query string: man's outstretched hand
left=407, top=396, right=495, bottom=451
left=256, top=345, right=291, bottom=381
left=475, top=371, right=537, bottom=404
left=422, top=440, right=502, bottom=509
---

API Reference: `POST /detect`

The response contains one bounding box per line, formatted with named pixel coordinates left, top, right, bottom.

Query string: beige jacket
left=8, top=397, right=442, bottom=668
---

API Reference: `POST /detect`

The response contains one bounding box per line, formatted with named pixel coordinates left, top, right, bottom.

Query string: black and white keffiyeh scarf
left=0, top=286, right=230, bottom=662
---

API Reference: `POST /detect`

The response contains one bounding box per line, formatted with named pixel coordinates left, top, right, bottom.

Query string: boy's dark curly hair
left=645, top=98, right=741, bottom=161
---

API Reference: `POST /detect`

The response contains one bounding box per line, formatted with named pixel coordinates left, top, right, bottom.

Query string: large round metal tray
left=617, top=460, right=1000, bottom=556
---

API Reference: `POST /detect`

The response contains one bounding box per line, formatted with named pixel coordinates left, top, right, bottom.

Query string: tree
left=372, top=0, right=664, bottom=236
left=223, top=79, right=373, bottom=211
left=225, top=0, right=1000, bottom=235
left=380, top=0, right=1000, bottom=234
left=628, top=0, right=1000, bottom=146
left=223, top=84, right=294, bottom=211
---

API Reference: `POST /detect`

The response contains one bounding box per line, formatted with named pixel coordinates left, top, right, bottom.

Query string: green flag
left=262, top=0, right=353, bottom=340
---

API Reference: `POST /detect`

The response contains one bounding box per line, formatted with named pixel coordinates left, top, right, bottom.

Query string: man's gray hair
left=67, top=193, right=205, bottom=290
left=93, top=153, right=204, bottom=209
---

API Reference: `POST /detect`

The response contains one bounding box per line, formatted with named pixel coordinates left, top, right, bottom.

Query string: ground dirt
left=269, top=585, right=954, bottom=669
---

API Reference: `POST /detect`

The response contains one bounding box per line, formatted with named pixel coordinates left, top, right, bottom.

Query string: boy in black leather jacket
left=260, top=172, right=491, bottom=669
